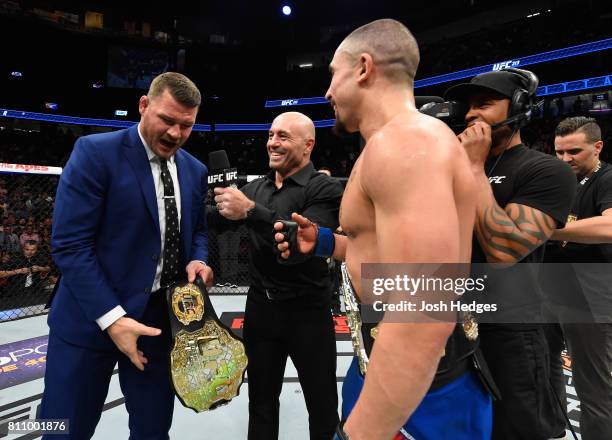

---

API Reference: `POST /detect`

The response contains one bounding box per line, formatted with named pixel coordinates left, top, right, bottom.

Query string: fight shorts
left=341, top=356, right=492, bottom=440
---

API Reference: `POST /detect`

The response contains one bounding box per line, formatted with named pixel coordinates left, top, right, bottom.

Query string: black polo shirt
left=240, top=162, right=343, bottom=299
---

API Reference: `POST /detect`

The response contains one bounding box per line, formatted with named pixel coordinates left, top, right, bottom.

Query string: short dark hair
left=341, top=19, right=419, bottom=86
left=147, top=72, right=201, bottom=108
left=555, top=116, right=601, bottom=143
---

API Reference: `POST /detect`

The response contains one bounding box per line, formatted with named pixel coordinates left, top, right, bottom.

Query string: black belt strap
left=165, top=278, right=232, bottom=337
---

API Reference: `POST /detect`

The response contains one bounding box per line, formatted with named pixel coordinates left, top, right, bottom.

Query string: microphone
left=490, top=98, right=543, bottom=130
left=208, top=150, right=238, bottom=189
left=490, top=109, right=532, bottom=131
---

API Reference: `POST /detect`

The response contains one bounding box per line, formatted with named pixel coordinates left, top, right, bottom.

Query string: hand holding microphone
left=208, top=149, right=254, bottom=220
left=214, top=187, right=254, bottom=220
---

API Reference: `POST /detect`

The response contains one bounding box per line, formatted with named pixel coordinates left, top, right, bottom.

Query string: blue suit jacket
left=49, top=125, right=209, bottom=349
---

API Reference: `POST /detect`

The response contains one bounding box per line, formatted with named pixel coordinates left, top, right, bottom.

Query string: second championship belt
left=340, top=262, right=370, bottom=375
left=166, top=278, right=248, bottom=412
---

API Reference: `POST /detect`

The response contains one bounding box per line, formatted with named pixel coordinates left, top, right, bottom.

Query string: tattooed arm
left=458, top=121, right=568, bottom=265
left=472, top=171, right=557, bottom=264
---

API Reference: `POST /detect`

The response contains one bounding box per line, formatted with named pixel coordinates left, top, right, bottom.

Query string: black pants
left=546, top=309, right=612, bottom=440
left=479, top=324, right=562, bottom=440
left=542, top=324, right=569, bottom=437
left=243, top=289, right=339, bottom=440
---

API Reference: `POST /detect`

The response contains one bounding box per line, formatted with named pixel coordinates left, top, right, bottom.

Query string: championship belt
left=340, top=262, right=370, bottom=375
left=165, top=278, right=247, bottom=412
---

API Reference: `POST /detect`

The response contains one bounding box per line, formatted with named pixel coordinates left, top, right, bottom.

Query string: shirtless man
left=274, top=19, right=491, bottom=440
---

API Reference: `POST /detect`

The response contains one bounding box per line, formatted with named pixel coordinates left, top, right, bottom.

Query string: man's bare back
left=340, top=111, right=476, bottom=296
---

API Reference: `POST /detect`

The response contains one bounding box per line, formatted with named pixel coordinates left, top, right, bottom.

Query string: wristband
left=314, top=226, right=335, bottom=257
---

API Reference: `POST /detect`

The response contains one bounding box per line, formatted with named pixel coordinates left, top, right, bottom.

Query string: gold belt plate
left=170, top=320, right=248, bottom=412
left=171, top=283, right=205, bottom=325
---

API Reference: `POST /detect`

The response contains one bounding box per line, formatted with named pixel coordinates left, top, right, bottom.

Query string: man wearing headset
left=444, top=69, right=576, bottom=440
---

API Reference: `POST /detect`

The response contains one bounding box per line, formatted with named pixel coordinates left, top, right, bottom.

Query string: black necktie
left=159, top=158, right=181, bottom=287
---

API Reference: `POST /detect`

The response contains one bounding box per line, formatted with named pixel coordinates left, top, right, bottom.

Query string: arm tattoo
left=477, top=202, right=556, bottom=261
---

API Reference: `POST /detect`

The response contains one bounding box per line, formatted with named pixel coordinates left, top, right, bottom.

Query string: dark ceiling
left=23, top=0, right=536, bottom=49
left=3, top=0, right=611, bottom=121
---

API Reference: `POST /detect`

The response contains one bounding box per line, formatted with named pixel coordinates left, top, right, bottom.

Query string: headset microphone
left=489, top=67, right=539, bottom=131
left=490, top=108, right=532, bottom=131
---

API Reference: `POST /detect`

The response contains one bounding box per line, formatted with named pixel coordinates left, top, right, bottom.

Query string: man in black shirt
left=445, top=69, right=576, bottom=440
left=0, top=240, right=50, bottom=307
left=541, top=117, right=612, bottom=440
left=214, top=111, right=343, bottom=440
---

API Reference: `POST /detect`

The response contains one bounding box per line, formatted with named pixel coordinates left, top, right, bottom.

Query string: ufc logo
left=488, top=176, right=507, bottom=184
left=492, top=60, right=519, bottom=71
left=208, top=174, right=224, bottom=184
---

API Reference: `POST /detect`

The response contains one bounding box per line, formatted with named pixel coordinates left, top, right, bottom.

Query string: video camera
left=416, top=96, right=468, bottom=133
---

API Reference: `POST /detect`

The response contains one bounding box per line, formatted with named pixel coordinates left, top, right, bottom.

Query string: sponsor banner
left=0, top=335, right=48, bottom=390
left=0, top=163, right=62, bottom=175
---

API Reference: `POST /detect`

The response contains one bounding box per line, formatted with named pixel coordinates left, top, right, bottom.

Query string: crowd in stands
left=0, top=172, right=58, bottom=311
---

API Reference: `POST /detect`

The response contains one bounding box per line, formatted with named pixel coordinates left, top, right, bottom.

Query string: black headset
left=491, top=67, right=539, bottom=130
left=486, top=68, right=540, bottom=176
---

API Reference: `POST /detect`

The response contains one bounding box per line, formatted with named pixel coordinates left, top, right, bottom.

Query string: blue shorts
left=341, top=357, right=492, bottom=440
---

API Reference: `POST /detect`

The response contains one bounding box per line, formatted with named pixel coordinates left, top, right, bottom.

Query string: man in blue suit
left=40, top=72, right=213, bottom=439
